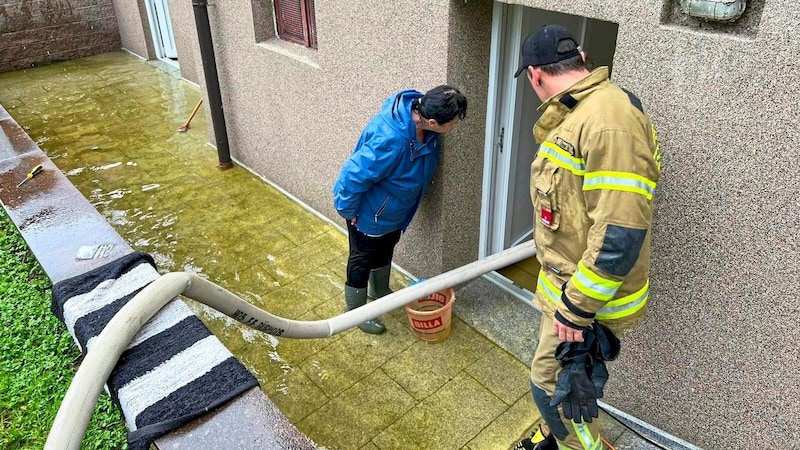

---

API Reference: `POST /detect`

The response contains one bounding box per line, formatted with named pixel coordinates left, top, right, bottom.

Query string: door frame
left=480, top=4, right=591, bottom=262
left=143, top=0, right=178, bottom=63
left=479, top=2, right=522, bottom=260
left=479, top=2, right=534, bottom=304
left=479, top=3, right=592, bottom=303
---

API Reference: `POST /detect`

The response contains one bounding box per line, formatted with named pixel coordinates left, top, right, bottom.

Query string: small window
left=274, top=0, right=317, bottom=49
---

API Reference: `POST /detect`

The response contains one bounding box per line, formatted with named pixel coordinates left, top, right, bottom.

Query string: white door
left=480, top=4, right=618, bottom=259
left=151, top=0, right=177, bottom=59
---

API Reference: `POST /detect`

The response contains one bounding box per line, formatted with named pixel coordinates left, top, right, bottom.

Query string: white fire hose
left=45, top=241, right=537, bottom=449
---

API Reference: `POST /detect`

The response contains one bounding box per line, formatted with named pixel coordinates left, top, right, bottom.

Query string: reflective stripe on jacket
left=530, top=67, right=661, bottom=330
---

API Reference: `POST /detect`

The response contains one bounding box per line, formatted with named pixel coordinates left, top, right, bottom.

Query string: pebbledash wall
left=112, top=0, right=800, bottom=448
left=0, top=0, right=120, bottom=73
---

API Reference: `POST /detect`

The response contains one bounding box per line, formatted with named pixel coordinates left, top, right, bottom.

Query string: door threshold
left=159, top=57, right=179, bottom=69
left=482, top=271, right=537, bottom=308
left=147, top=59, right=181, bottom=80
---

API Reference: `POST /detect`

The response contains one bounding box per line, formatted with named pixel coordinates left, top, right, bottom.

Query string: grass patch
left=0, top=209, right=127, bottom=449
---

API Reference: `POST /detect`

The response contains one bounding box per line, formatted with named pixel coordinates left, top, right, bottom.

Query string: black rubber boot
left=367, top=264, right=393, bottom=300
left=344, top=285, right=385, bottom=334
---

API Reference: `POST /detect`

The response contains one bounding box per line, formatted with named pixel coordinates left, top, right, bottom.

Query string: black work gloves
left=551, top=350, right=599, bottom=423
left=589, top=323, right=620, bottom=399
left=592, top=322, right=621, bottom=361
left=550, top=323, right=621, bottom=423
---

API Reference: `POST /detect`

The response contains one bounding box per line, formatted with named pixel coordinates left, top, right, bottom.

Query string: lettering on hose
left=255, top=322, right=285, bottom=336
left=245, top=317, right=259, bottom=326
left=412, top=317, right=442, bottom=330
left=556, top=137, right=576, bottom=156
left=231, top=309, right=285, bottom=335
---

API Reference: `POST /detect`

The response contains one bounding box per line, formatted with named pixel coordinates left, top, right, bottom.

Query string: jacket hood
left=379, top=90, right=422, bottom=141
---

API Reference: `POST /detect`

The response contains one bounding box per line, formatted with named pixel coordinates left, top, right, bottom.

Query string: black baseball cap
left=513, top=24, right=581, bottom=78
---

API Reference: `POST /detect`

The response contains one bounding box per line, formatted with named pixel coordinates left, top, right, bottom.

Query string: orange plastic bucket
left=404, top=287, right=455, bottom=343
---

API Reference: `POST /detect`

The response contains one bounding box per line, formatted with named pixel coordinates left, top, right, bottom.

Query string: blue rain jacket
left=333, top=90, right=440, bottom=236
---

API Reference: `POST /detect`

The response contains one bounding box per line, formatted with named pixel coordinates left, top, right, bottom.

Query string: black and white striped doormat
left=51, top=252, right=258, bottom=450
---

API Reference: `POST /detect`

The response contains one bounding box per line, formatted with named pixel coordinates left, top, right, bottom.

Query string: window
left=274, top=0, right=317, bottom=49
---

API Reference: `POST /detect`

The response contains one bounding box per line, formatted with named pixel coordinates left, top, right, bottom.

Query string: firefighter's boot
left=344, top=285, right=386, bottom=334
left=514, top=425, right=557, bottom=450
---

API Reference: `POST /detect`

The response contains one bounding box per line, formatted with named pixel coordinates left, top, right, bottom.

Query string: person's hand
left=555, top=284, right=591, bottom=342
left=350, top=217, right=358, bottom=226
left=553, top=315, right=585, bottom=342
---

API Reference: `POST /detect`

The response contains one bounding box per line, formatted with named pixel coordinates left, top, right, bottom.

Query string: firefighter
left=512, top=25, right=661, bottom=450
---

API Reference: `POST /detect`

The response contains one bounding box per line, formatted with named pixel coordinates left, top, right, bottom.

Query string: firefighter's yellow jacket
left=530, top=67, right=661, bottom=332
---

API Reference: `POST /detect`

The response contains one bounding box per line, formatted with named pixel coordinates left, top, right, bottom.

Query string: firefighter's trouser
left=530, top=314, right=605, bottom=450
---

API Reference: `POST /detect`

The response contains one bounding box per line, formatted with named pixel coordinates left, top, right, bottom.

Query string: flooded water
left=1, top=50, right=367, bottom=413
left=0, top=52, right=536, bottom=449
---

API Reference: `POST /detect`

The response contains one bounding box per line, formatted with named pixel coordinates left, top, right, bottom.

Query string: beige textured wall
left=439, top=0, right=493, bottom=271
left=166, top=0, right=199, bottom=84
left=390, top=0, right=495, bottom=276
left=111, top=0, right=148, bottom=57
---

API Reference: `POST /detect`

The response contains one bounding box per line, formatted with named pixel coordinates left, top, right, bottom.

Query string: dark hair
left=414, top=85, right=467, bottom=125
left=539, top=40, right=586, bottom=76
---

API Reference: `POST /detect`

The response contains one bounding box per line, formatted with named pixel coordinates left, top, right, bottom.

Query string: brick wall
left=0, top=0, right=121, bottom=73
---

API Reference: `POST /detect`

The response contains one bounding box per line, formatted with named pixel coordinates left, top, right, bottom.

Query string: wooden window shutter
left=274, top=0, right=317, bottom=48
left=307, top=0, right=317, bottom=49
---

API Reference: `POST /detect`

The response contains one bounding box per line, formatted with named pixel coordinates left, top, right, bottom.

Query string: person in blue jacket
left=332, top=85, right=468, bottom=334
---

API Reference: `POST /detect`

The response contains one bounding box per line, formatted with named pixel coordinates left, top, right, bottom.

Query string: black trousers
left=346, top=221, right=401, bottom=289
